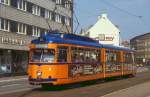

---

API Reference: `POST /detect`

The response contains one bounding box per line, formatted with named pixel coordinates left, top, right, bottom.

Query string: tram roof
left=31, top=31, right=133, bottom=52
left=102, top=44, right=133, bottom=52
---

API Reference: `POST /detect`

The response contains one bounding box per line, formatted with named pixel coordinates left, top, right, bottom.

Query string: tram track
left=0, top=70, right=150, bottom=97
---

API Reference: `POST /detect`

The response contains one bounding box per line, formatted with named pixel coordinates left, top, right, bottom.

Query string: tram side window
left=57, top=47, right=68, bottom=62
left=84, top=49, right=100, bottom=63
left=124, top=53, right=133, bottom=64
left=106, top=50, right=119, bottom=63
left=71, top=48, right=79, bottom=62
left=71, top=48, right=100, bottom=63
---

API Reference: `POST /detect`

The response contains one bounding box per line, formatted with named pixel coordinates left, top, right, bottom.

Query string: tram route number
left=35, top=44, right=48, bottom=48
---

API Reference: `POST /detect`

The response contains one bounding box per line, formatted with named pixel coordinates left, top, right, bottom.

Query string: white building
left=86, top=13, right=120, bottom=46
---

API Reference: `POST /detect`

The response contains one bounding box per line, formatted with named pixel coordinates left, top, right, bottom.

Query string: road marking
left=0, top=88, right=31, bottom=95
left=1, top=84, right=21, bottom=88
left=0, top=78, right=28, bottom=83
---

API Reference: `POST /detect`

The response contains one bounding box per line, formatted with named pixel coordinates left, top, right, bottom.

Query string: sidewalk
left=102, top=81, right=150, bottom=97
left=0, top=75, right=30, bottom=95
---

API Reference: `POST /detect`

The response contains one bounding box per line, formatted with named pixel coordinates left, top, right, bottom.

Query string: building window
left=0, top=18, right=9, bottom=31
left=0, top=0, right=10, bottom=5
left=32, top=26, right=40, bottom=37
left=45, top=30, right=48, bottom=35
left=27, top=25, right=32, bottom=36
left=32, top=5, right=41, bottom=16
left=40, top=28, right=45, bottom=35
left=52, top=12, right=56, bottom=21
left=40, top=8, right=45, bottom=17
left=10, top=21, right=17, bottom=33
left=65, top=0, right=70, bottom=9
left=98, top=34, right=105, bottom=41
left=56, top=0, right=61, bottom=4
left=17, top=23, right=27, bottom=35
left=45, top=10, right=52, bottom=20
left=65, top=17, right=70, bottom=26
left=17, top=0, right=27, bottom=11
left=26, top=2, right=33, bottom=13
left=55, top=14, right=62, bottom=23
left=11, top=0, right=17, bottom=7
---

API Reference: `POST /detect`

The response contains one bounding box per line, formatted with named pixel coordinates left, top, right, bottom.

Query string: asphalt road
left=0, top=77, right=36, bottom=95
left=0, top=70, right=150, bottom=97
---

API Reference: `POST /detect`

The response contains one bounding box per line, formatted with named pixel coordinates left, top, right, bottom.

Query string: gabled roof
left=88, top=13, right=120, bottom=35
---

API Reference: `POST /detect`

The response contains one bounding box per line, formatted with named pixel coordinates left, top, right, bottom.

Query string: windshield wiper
left=40, top=50, right=44, bottom=62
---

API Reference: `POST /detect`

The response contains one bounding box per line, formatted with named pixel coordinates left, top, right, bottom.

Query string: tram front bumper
left=29, top=78, right=57, bottom=85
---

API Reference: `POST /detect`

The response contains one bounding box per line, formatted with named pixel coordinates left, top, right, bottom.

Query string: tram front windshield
left=31, top=49, right=55, bottom=63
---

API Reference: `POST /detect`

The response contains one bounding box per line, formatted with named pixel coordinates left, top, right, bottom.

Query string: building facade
left=0, top=0, right=73, bottom=75
left=121, top=40, right=130, bottom=48
left=84, top=13, right=120, bottom=46
left=130, top=33, right=150, bottom=66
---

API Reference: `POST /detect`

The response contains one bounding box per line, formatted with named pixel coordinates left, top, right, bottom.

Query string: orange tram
left=28, top=32, right=136, bottom=86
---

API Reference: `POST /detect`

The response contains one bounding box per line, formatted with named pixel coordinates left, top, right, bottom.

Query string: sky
left=74, top=0, right=150, bottom=40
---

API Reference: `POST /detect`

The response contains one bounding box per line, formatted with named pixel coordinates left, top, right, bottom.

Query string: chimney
left=98, top=13, right=107, bottom=20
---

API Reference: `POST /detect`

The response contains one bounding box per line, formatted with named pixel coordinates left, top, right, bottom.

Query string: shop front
left=0, top=30, right=33, bottom=76
left=0, top=49, right=12, bottom=74
left=0, top=49, right=28, bottom=75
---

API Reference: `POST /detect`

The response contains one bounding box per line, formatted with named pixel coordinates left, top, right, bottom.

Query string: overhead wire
left=101, top=0, right=142, bottom=18
left=48, top=0, right=150, bottom=34
left=72, top=2, right=81, bottom=34
left=73, top=11, right=80, bottom=34
left=100, top=0, right=150, bottom=28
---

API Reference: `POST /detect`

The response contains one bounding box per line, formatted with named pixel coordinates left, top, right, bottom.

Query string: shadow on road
left=32, top=75, right=133, bottom=92
left=17, top=90, right=34, bottom=97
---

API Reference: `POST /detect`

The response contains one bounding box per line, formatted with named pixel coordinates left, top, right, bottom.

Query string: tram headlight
left=37, top=71, right=42, bottom=77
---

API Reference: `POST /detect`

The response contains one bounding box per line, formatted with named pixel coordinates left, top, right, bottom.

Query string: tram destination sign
left=35, top=44, right=48, bottom=48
